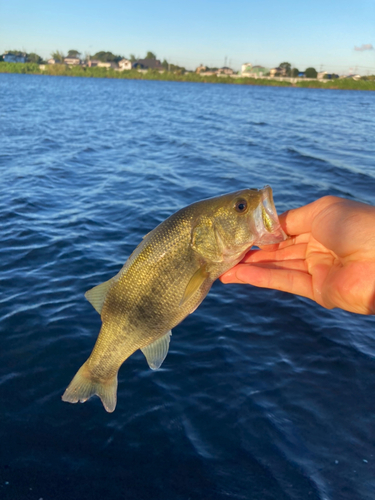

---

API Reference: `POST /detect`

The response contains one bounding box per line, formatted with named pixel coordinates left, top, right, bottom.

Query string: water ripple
left=0, top=74, right=374, bottom=500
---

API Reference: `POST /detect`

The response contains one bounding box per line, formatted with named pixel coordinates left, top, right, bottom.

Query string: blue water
left=1, top=73, right=375, bottom=500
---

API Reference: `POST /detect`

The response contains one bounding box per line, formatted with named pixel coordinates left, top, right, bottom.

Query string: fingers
left=243, top=243, right=308, bottom=264
left=312, top=200, right=375, bottom=258
left=221, top=264, right=314, bottom=301
left=280, top=196, right=343, bottom=236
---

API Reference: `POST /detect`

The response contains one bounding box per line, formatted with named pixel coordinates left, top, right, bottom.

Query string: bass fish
left=62, top=186, right=286, bottom=412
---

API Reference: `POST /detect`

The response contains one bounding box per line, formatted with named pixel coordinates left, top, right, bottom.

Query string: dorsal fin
left=141, top=331, right=172, bottom=370
left=84, top=277, right=115, bottom=314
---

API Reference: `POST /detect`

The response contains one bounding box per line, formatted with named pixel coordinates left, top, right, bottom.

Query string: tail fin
left=62, top=363, right=118, bottom=413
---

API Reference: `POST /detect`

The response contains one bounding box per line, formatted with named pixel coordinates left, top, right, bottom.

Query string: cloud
left=354, top=44, right=374, bottom=52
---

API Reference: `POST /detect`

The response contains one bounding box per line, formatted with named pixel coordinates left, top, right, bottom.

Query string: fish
left=62, top=185, right=286, bottom=412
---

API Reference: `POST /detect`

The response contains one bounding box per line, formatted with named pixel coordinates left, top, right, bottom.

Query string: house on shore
left=270, top=66, right=287, bottom=77
left=217, top=67, right=234, bottom=75
left=196, top=65, right=207, bottom=74
left=132, top=58, right=164, bottom=71
left=87, top=60, right=99, bottom=67
left=119, top=58, right=132, bottom=70
left=241, top=63, right=252, bottom=75
left=3, top=52, right=27, bottom=63
left=64, top=56, right=81, bottom=66
left=241, top=63, right=268, bottom=77
left=87, top=60, right=118, bottom=69
left=97, top=61, right=118, bottom=69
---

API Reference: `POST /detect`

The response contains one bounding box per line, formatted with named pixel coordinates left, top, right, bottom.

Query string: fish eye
left=235, top=199, right=248, bottom=213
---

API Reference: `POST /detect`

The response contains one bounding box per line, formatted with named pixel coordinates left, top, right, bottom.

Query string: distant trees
left=291, top=67, right=299, bottom=77
left=275, top=63, right=318, bottom=78
left=51, top=51, right=65, bottom=62
left=161, top=58, right=187, bottom=72
left=67, top=49, right=80, bottom=58
left=146, top=51, right=156, bottom=60
left=305, top=67, right=317, bottom=78
left=91, top=51, right=123, bottom=62
left=27, top=52, right=43, bottom=64
left=279, top=62, right=292, bottom=76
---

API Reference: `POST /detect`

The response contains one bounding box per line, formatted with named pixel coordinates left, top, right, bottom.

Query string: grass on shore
left=1, top=62, right=374, bottom=91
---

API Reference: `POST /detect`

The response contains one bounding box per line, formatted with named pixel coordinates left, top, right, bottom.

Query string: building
left=97, top=61, right=118, bottom=69
left=118, top=58, right=132, bottom=70
left=217, top=67, right=234, bottom=75
left=47, top=58, right=58, bottom=64
left=270, top=66, right=287, bottom=77
left=133, top=58, right=164, bottom=71
left=3, top=52, right=27, bottom=63
left=196, top=65, right=207, bottom=74
left=242, top=64, right=268, bottom=77
left=87, top=60, right=100, bottom=67
left=64, top=56, right=80, bottom=66
left=241, top=63, right=252, bottom=75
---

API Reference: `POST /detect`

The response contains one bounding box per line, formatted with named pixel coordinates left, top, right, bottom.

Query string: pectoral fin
left=141, top=331, right=172, bottom=370
left=180, top=265, right=209, bottom=306
left=85, top=277, right=115, bottom=314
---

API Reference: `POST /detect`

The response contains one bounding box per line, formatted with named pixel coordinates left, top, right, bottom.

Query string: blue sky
left=1, top=0, right=374, bottom=74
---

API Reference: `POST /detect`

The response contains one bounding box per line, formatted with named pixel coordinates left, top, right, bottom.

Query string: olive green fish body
left=62, top=186, right=286, bottom=412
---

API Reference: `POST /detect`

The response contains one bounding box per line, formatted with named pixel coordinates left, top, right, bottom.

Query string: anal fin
left=141, top=331, right=172, bottom=370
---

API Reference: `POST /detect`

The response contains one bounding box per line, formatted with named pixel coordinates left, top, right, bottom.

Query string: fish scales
left=62, top=186, right=286, bottom=412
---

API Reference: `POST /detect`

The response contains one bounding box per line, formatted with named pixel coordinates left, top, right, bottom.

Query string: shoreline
left=1, top=62, right=375, bottom=91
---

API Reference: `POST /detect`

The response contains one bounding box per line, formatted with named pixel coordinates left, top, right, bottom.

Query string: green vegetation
left=279, top=62, right=292, bottom=76
left=146, top=51, right=157, bottom=60
left=91, top=51, right=123, bottom=62
left=27, top=52, right=43, bottom=64
left=67, top=50, right=80, bottom=58
left=305, top=67, right=318, bottom=78
left=161, top=59, right=186, bottom=73
left=291, top=68, right=299, bottom=77
left=296, top=78, right=375, bottom=91
left=0, top=62, right=41, bottom=74
left=0, top=62, right=374, bottom=91
left=51, top=50, right=65, bottom=62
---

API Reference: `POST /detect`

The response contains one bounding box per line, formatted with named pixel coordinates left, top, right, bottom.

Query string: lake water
left=1, top=73, right=375, bottom=500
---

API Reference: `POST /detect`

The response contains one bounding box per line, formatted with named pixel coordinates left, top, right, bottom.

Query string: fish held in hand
left=62, top=186, right=286, bottom=412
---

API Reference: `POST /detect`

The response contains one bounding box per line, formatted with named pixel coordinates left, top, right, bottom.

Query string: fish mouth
left=254, top=185, right=287, bottom=245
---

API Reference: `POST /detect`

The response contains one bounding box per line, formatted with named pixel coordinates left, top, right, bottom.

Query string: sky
left=1, top=0, right=375, bottom=75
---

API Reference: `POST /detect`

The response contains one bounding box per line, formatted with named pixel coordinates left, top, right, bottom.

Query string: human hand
left=220, top=196, right=375, bottom=315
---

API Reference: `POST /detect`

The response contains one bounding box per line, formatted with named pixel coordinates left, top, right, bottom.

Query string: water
left=1, top=73, right=375, bottom=500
